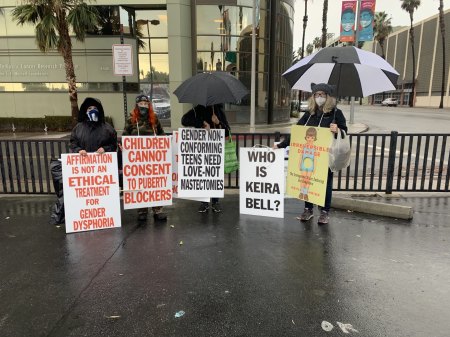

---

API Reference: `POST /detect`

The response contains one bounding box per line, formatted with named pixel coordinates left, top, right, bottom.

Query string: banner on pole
left=121, top=136, right=172, bottom=210
left=286, top=125, right=332, bottom=207
left=358, top=0, right=376, bottom=41
left=239, top=148, right=285, bottom=218
left=61, top=153, right=121, bottom=234
left=340, top=1, right=357, bottom=42
left=177, top=128, right=225, bottom=199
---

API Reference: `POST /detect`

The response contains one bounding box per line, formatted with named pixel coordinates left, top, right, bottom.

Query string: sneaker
left=198, top=202, right=209, bottom=213
left=153, top=212, right=167, bottom=221
left=299, top=208, right=314, bottom=221
left=211, top=202, right=222, bottom=213
left=317, top=211, right=329, bottom=225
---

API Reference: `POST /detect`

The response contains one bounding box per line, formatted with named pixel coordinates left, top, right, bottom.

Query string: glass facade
left=194, top=0, right=293, bottom=124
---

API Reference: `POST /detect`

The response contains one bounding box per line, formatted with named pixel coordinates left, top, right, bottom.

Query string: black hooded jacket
left=181, top=104, right=230, bottom=137
left=69, top=97, right=117, bottom=153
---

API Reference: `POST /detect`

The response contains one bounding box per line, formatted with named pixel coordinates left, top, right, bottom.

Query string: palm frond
left=12, top=4, right=41, bottom=25
left=67, top=3, right=99, bottom=40
left=35, top=16, right=58, bottom=52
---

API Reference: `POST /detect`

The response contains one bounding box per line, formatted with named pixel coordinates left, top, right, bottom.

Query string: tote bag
left=224, top=133, right=239, bottom=173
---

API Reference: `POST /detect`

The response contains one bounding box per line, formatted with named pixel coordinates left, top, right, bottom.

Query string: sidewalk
left=0, top=193, right=449, bottom=337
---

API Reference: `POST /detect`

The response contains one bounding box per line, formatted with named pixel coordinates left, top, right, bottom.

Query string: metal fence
left=0, top=132, right=449, bottom=194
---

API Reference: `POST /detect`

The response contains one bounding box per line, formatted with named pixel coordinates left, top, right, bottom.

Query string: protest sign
left=121, top=136, right=172, bottom=209
left=240, top=148, right=285, bottom=218
left=177, top=128, right=225, bottom=199
left=286, top=125, right=332, bottom=207
left=172, top=131, right=209, bottom=202
left=61, top=153, right=121, bottom=234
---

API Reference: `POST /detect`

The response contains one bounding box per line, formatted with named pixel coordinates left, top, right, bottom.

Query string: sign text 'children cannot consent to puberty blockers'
left=121, top=136, right=172, bottom=209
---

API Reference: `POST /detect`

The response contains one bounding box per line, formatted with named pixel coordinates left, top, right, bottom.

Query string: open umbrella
left=282, top=46, right=399, bottom=97
left=173, top=72, right=248, bottom=106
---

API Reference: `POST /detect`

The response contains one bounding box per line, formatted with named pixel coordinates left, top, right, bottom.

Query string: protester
left=122, top=94, right=167, bottom=222
left=181, top=104, right=230, bottom=213
left=50, top=97, right=117, bottom=225
left=70, top=97, right=117, bottom=155
left=274, top=83, right=347, bottom=225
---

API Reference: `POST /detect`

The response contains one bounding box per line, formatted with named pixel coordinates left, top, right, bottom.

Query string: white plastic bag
left=328, top=129, right=351, bottom=173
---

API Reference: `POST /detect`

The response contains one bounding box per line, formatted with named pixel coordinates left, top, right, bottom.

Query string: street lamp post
left=136, top=19, right=160, bottom=101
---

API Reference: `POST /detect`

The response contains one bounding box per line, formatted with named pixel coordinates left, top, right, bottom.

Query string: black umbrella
left=173, top=72, right=248, bottom=106
left=282, top=46, right=399, bottom=97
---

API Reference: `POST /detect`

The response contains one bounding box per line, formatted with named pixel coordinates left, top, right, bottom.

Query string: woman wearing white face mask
left=274, top=83, right=347, bottom=225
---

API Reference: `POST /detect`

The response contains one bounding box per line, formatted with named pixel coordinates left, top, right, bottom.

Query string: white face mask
left=343, top=23, right=353, bottom=32
left=315, top=97, right=327, bottom=107
left=360, top=20, right=372, bottom=28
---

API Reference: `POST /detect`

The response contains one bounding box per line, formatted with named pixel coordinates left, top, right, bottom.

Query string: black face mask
left=138, top=106, right=149, bottom=117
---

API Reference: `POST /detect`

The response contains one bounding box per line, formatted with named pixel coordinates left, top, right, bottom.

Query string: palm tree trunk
left=321, top=0, right=328, bottom=48
left=409, top=14, right=416, bottom=107
left=57, top=12, right=79, bottom=126
left=301, top=0, right=308, bottom=58
left=439, top=0, right=446, bottom=109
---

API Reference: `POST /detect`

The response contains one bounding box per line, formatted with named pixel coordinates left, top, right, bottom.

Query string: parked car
left=381, top=98, right=398, bottom=107
left=300, top=100, right=309, bottom=112
left=152, top=98, right=171, bottom=119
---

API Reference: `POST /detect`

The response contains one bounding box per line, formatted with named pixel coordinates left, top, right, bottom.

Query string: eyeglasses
left=314, top=92, right=327, bottom=97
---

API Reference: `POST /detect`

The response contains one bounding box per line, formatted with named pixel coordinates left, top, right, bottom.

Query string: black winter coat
left=69, top=97, right=117, bottom=153
left=277, top=107, right=347, bottom=149
left=181, top=105, right=231, bottom=137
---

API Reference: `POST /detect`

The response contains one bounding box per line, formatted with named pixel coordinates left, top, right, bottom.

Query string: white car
left=300, top=100, right=309, bottom=112
left=381, top=98, right=398, bottom=107
left=152, top=98, right=171, bottom=119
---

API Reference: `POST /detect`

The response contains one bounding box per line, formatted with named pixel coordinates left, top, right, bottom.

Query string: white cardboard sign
left=239, top=148, right=285, bottom=218
left=121, top=136, right=172, bottom=210
left=177, top=128, right=225, bottom=199
left=61, top=153, right=121, bottom=233
left=112, top=44, right=133, bottom=76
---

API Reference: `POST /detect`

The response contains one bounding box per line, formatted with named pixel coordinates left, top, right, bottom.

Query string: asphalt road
left=1, top=194, right=450, bottom=337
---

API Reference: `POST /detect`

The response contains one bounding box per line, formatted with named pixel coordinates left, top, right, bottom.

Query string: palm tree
left=313, top=37, right=322, bottom=51
left=12, top=0, right=99, bottom=125
left=301, top=0, right=310, bottom=59
left=321, top=0, right=328, bottom=48
left=373, top=12, right=392, bottom=59
left=306, top=43, right=314, bottom=56
left=401, top=0, right=421, bottom=107
left=438, top=0, right=446, bottom=109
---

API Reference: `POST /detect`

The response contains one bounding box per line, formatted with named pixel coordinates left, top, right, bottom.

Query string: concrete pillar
left=167, top=0, right=193, bottom=130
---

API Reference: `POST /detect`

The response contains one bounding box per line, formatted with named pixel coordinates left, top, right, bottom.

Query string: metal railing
left=0, top=132, right=449, bottom=194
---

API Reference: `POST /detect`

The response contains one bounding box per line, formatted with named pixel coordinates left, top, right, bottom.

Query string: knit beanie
left=311, top=83, right=335, bottom=96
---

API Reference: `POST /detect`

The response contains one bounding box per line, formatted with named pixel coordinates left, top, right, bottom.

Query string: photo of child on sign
left=286, top=125, right=332, bottom=207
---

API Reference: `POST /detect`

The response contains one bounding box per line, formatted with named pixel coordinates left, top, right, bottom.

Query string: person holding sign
left=274, top=83, right=347, bottom=225
left=121, top=94, right=167, bottom=222
left=70, top=97, right=117, bottom=155
left=181, top=104, right=230, bottom=213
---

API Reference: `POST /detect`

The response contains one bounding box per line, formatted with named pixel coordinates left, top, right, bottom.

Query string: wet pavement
left=1, top=193, right=449, bottom=337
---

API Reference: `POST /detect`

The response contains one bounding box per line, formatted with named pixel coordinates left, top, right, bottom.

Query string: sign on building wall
left=113, top=44, right=133, bottom=76
left=61, top=153, right=121, bottom=234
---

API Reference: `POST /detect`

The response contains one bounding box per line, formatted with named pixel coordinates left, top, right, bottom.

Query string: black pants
left=305, top=169, right=333, bottom=212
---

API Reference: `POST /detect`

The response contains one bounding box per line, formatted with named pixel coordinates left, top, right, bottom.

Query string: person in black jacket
left=181, top=104, right=230, bottom=213
left=274, top=83, right=347, bottom=225
left=70, top=97, right=117, bottom=155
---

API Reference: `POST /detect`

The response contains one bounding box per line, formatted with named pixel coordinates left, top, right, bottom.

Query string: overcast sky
left=293, top=0, right=450, bottom=51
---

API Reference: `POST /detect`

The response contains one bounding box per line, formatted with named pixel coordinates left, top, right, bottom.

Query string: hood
left=78, top=97, right=105, bottom=123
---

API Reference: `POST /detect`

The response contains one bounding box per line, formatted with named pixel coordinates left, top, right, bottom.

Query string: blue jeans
left=305, top=169, right=333, bottom=212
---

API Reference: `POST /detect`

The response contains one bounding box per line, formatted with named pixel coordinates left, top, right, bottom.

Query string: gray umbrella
left=173, top=72, right=248, bottom=106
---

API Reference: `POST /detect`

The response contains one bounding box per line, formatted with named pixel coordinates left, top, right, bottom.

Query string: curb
left=331, top=196, right=414, bottom=220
